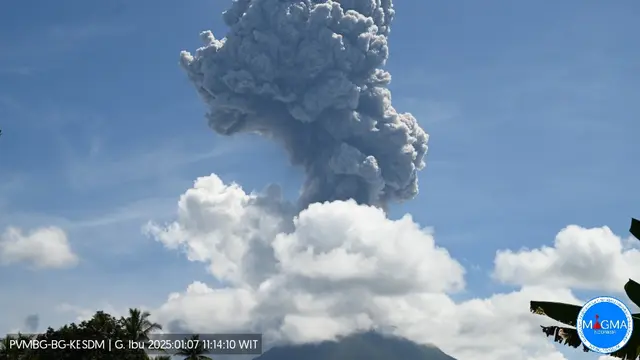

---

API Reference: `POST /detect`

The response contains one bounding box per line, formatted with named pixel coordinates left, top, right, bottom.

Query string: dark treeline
left=0, top=308, right=211, bottom=360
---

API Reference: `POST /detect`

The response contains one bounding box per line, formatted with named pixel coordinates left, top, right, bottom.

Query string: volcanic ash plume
left=180, top=0, right=428, bottom=208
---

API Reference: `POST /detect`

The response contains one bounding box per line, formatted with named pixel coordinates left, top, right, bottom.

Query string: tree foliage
left=174, top=334, right=212, bottom=360
left=530, top=218, right=640, bottom=359
left=0, top=308, right=206, bottom=360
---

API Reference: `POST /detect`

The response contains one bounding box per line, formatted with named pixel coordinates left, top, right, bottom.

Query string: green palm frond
left=123, top=308, right=163, bottom=342
left=174, top=334, right=212, bottom=359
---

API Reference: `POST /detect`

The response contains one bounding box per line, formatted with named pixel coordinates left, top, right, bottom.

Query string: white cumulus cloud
left=493, top=224, right=640, bottom=291
left=0, top=226, right=78, bottom=269
left=143, top=173, right=633, bottom=360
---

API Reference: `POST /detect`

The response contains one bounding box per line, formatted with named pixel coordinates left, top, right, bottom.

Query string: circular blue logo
left=577, top=296, right=633, bottom=354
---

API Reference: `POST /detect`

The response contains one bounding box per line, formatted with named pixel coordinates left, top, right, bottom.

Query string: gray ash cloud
left=180, top=0, right=428, bottom=208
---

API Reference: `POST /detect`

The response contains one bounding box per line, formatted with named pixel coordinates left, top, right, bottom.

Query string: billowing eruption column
left=180, top=0, right=428, bottom=208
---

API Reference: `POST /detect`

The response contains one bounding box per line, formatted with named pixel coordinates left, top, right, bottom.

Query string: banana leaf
left=532, top=299, right=640, bottom=321
left=531, top=218, right=640, bottom=359
left=539, top=325, right=585, bottom=350
left=530, top=301, right=581, bottom=326
left=540, top=324, right=640, bottom=359
left=626, top=279, right=640, bottom=309
left=631, top=218, right=640, bottom=241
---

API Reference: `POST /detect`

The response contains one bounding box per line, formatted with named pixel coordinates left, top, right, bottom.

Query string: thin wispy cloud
left=64, top=138, right=250, bottom=191
left=0, top=94, right=22, bottom=112
left=0, top=175, right=25, bottom=209
left=0, top=20, right=134, bottom=74
left=47, top=22, right=133, bottom=42
left=0, top=195, right=176, bottom=237
left=0, top=66, right=34, bottom=76
left=71, top=196, right=177, bottom=230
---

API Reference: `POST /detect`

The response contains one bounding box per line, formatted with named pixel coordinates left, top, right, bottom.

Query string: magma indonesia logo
left=577, top=296, right=634, bottom=354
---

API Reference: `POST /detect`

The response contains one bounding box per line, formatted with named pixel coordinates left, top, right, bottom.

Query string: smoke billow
left=180, top=0, right=428, bottom=208
left=23, top=314, right=39, bottom=332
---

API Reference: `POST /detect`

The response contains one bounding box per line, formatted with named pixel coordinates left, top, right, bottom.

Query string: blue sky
left=1, top=1, right=639, bottom=359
